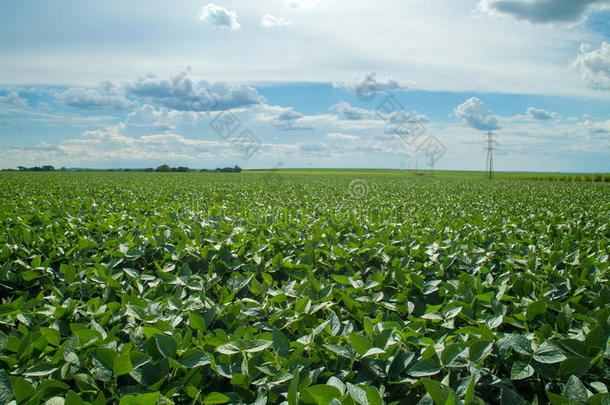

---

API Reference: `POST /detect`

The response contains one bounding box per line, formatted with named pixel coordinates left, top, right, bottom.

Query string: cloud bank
left=479, top=0, right=610, bottom=24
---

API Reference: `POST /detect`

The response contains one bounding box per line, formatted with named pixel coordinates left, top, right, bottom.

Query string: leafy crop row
left=0, top=172, right=608, bottom=404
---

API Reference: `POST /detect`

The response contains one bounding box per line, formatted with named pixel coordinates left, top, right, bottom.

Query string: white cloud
left=573, top=42, right=610, bottom=90
left=56, top=87, right=137, bottom=110
left=454, top=97, right=499, bottom=131
left=333, top=73, right=412, bottom=94
left=260, top=15, right=292, bottom=27
left=199, top=4, right=241, bottom=30
left=327, top=132, right=359, bottom=140
left=329, top=101, right=377, bottom=120
left=0, top=91, right=28, bottom=107
left=587, top=119, right=610, bottom=135
left=255, top=105, right=314, bottom=130
left=284, top=0, right=323, bottom=11
left=527, top=107, right=559, bottom=120
left=124, top=74, right=264, bottom=111
left=478, top=0, right=610, bottom=24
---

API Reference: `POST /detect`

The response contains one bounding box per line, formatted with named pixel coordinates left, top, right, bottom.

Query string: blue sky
left=1, top=0, right=610, bottom=172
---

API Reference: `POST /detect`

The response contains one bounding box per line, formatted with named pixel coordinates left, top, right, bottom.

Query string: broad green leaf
left=273, top=328, right=290, bottom=357
left=203, top=392, right=230, bottom=404
left=469, top=340, right=494, bottom=364
left=511, top=361, right=534, bottom=380
left=113, top=353, right=133, bottom=377
left=288, top=368, right=300, bottom=405
left=119, top=392, right=160, bottom=405
left=408, top=358, right=442, bottom=377
left=0, top=370, right=13, bottom=404
left=301, top=385, right=342, bottom=405
left=243, top=339, right=272, bottom=353
left=217, top=342, right=242, bottom=355
left=422, top=379, right=457, bottom=405
left=346, top=383, right=368, bottom=405
left=563, top=375, right=587, bottom=402
left=534, top=341, right=567, bottom=364
left=154, top=334, right=178, bottom=359
left=349, top=333, right=372, bottom=357
left=178, top=349, right=212, bottom=368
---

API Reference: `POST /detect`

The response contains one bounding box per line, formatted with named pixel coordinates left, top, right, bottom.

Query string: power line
left=485, top=130, right=493, bottom=180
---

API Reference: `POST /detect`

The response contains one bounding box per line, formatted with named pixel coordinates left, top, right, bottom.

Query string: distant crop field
left=0, top=172, right=609, bottom=404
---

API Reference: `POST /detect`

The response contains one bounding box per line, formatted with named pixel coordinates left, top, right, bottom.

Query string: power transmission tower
left=485, top=130, right=494, bottom=179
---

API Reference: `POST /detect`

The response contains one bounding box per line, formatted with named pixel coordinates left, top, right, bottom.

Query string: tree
left=155, top=164, right=172, bottom=172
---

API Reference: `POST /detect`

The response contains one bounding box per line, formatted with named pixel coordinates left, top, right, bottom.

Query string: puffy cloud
left=327, top=132, right=359, bottom=140
left=573, top=42, right=610, bottom=90
left=478, top=0, right=610, bottom=24
left=333, top=73, right=412, bottom=94
left=454, top=97, right=499, bottom=130
left=124, top=74, right=264, bottom=111
left=329, top=101, right=376, bottom=120
left=527, top=107, right=559, bottom=120
left=199, top=4, right=241, bottom=30
left=284, top=0, right=323, bottom=11
left=0, top=91, right=28, bottom=107
left=260, top=15, right=292, bottom=27
left=255, top=105, right=314, bottom=130
left=56, top=87, right=138, bottom=110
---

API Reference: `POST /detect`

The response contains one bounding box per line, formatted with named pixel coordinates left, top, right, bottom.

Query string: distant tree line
left=154, top=164, right=241, bottom=173
left=3, top=164, right=242, bottom=173
left=13, top=165, right=66, bottom=171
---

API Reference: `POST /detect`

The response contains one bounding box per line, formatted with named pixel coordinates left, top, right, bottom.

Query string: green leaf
left=154, top=334, right=178, bottom=359
left=189, top=312, right=207, bottom=331
left=469, top=340, right=494, bottom=364
left=363, top=386, right=383, bottom=405
left=325, top=344, right=354, bottom=359
left=422, top=379, right=457, bottom=405
left=500, top=388, right=526, bottom=405
left=409, top=358, right=442, bottom=377
left=288, top=368, right=300, bottom=405
left=585, top=325, right=608, bottom=351
left=546, top=392, right=571, bottom=405
left=119, top=392, right=160, bottom=405
left=301, top=385, right=342, bottom=405
left=9, top=377, right=34, bottom=403
left=441, top=344, right=468, bottom=366
left=526, top=300, right=547, bottom=321
left=113, top=353, right=133, bottom=377
left=65, top=390, right=86, bottom=405
left=0, top=370, right=13, bottom=404
left=23, top=362, right=60, bottom=377
left=129, top=359, right=169, bottom=387
left=94, top=348, right=117, bottom=371
left=559, top=357, right=590, bottom=378
left=203, top=392, right=230, bottom=404
left=217, top=342, right=242, bottom=355
left=244, top=339, right=272, bottom=353
left=349, top=333, right=372, bottom=357
left=511, top=361, right=534, bottom=380
left=178, top=349, right=212, bottom=368
left=326, top=377, right=346, bottom=396
left=534, top=341, right=567, bottom=364
left=563, top=375, right=587, bottom=402
left=362, top=348, right=385, bottom=358
left=346, top=383, right=368, bottom=405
